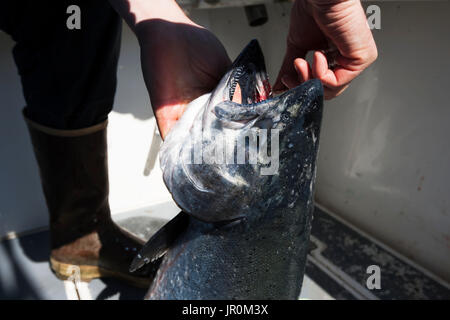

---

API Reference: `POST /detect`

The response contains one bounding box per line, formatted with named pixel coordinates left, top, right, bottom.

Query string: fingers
left=279, top=58, right=312, bottom=90
left=294, top=58, right=312, bottom=83
left=278, top=50, right=361, bottom=100
left=311, top=51, right=360, bottom=99
left=273, top=45, right=308, bottom=94
left=275, top=58, right=312, bottom=93
left=273, top=56, right=294, bottom=93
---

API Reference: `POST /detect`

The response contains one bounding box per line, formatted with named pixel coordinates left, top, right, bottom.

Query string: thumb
left=273, top=45, right=307, bottom=93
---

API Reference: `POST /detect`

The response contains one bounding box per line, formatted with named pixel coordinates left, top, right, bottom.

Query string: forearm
left=108, top=0, right=230, bottom=138
left=108, top=0, right=195, bottom=33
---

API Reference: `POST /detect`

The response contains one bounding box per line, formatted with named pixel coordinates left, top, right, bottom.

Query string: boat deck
left=1, top=205, right=448, bottom=300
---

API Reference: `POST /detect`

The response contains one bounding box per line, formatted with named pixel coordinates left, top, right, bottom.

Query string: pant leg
left=1, top=0, right=122, bottom=129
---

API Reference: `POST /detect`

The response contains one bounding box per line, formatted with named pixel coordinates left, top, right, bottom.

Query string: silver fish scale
left=146, top=40, right=323, bottom=299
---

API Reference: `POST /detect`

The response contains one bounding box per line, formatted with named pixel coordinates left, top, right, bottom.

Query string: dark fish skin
left=134, top=40, right=324, bottom=299
left=130, top=212, right=190, bottom=272
left=147, top=88, right=322, bottom=299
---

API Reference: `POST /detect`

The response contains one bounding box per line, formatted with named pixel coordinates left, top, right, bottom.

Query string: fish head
left=160, top=40, right=323, bottom=223
left=207, top=39, right=272, bottom=111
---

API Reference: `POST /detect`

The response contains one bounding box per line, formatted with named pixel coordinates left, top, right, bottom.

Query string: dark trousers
left=0, top=0, right=122, bottom=129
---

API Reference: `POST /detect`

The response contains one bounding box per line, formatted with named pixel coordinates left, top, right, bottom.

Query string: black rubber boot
left=24, top=110, right=158, bottom=288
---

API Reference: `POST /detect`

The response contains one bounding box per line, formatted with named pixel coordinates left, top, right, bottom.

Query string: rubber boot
left=24, top=111, right=157, bottom=288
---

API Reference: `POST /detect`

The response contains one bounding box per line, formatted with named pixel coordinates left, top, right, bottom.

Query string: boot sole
left=50, top=257, right=151, bottom=289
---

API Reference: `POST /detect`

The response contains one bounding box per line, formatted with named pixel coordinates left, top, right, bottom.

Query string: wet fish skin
left=129, top=212, right=190, bottom=273
left=159, top=40, right=321, bottom=224
left=136, top=40, right=323, bottom=299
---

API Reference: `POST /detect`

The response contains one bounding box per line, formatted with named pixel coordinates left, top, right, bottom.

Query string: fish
left=131, top=40, right=324, bottom=299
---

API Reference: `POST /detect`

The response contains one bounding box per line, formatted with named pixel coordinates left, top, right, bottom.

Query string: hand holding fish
left=134, top=41, right=324, bottom=299
left=109, top=0, right=231, bottom=138
left=274, top=0, right=378, bottom=99
left=137, top=21, right=231, bottom=138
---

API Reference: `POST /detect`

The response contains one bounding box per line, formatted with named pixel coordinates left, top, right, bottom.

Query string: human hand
left=137, top=20, right=231, bottom=138
left=108, top=0, right=231, bottom=138
left=273, top=0, right=377, bottom=99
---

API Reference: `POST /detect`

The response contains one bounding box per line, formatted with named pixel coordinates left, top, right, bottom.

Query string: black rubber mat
left=1, top=205, right=448, bottom=300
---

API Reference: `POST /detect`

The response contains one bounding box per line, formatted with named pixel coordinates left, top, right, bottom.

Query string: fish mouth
left=227, top=40, right=272, bottom=104
left=211, top=39, right=322, bottom=131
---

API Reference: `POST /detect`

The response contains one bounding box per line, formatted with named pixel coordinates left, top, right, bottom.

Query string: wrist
left=131, top=0, right=193, bottom=25
left=306, top=0, right=355, bottom=6
left=110, top=0, right=198, bottom=35
left=303, top=0, right=358, bottom=14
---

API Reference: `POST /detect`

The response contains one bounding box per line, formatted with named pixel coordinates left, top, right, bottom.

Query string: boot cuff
left=23, top=108, right=108, bottom=137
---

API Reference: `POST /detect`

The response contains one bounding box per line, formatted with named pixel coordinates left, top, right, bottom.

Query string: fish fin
left=129, top=212, right=190, bottom=272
